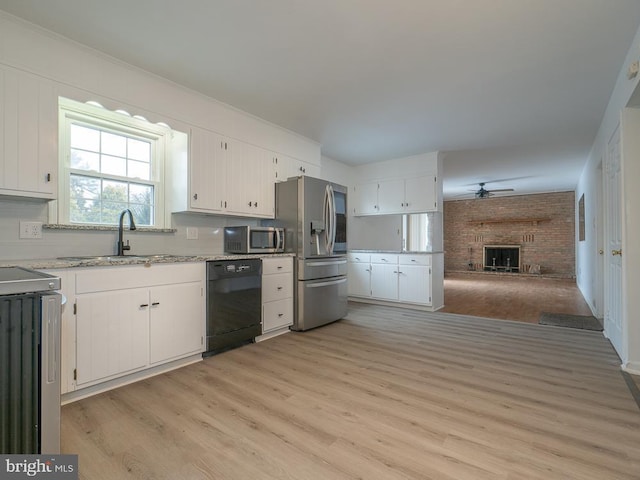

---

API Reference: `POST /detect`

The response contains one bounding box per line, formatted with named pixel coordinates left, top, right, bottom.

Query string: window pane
left=70, top=174, right=100, bottom=200
left=70, top=149, right=100, bottom=171
left=128, top=160, right=150, bottom=180
left=70, top=124, right=100, bottom=152
left=129, top=183, right=153, bottom=204
left=130, top=203, right=153, bottom=226
left=102, top=179, right=128, bottom=204
left=128, top=138, right=151, bottom=162
left=101, top=131, right=127, bottom=157
left=102, top=201, right=129, bottom=224
left=70, top=199, right=101, bottom=224
left=101, top=154, right=127, bottom=176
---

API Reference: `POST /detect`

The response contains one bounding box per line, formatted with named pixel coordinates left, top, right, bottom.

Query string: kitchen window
left=57, top=98, right=168, bottom=227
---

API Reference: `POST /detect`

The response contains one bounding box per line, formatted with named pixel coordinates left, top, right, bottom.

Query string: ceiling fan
left=473, top=182, right=515, bottom=198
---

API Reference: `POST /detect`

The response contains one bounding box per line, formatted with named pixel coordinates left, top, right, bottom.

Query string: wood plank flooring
left=62, top=304, right=640, bottom=479
left=440, top=273, right=594, bottom=323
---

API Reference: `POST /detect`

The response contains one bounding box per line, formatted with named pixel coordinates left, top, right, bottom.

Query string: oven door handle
left=305, top=278, right=347, bottom=288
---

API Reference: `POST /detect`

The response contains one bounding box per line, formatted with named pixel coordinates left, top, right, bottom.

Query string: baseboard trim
left=622, top=362, right=640, bottom=376
left=348, top=297, right=439, bottom=312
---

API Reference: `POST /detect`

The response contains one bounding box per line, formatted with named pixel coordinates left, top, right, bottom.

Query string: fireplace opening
left=484, top=245, right=520, bottom=272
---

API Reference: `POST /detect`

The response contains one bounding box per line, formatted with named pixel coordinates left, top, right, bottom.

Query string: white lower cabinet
left=149, top=282, right=204, bottom=365
left=71, top=263, right=205, bottom=390
left=347, top=255, right=371, bottom=297
left=259, top=256, right=294, bottom=339
left=347, top=252, right=443, bottom=309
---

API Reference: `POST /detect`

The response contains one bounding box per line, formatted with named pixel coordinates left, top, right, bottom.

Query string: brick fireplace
left=443, top=191, right=575, bottom=277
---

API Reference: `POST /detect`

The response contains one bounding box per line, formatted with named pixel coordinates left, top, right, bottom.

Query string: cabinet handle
left=381, top=258, right=387, bottom=262
left=277, top=266, right=283, bottom=269
left=365, top=269, right=370, bottom=272
left=193, top=193, right=198, bottom=200
left=140, top=304, right=149, bottom=308
left=278, top=313, right=284, bottom=317
left=277, top=286, right=283, bottom=290
left=152, top=302, right=160, bottom=306
left=411, top=259, right=417, bottom=262
left=255, top=202, right=258, bottom=208
left=224, top=201, right=227, bottom=208
left=46, top=173, right=51, bottom=182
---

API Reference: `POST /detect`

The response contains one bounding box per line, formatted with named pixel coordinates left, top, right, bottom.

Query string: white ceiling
left=1, top=0, right=640, bottom=199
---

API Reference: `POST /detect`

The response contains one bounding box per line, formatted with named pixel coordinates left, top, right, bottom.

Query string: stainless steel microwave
left=224, top=226, right=285, bottom=254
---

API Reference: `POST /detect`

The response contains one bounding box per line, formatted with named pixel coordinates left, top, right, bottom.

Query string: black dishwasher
left=204, top=259, right=262, bottom=356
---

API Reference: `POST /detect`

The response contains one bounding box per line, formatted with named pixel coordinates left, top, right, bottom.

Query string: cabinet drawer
left=370, top=254, right=398, bottom=264
left=263, top=298, right=293, bottom=332
left=262, top=257, right=293, bottom=275
left=399, top=255, right=431, bottom=266
left=262, top=272, right=293, bottom=302
left=347, top=252, right=370, bottom=263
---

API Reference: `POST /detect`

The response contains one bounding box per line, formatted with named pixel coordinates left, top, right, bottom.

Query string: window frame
left=57, top=97, right=167, bottom=227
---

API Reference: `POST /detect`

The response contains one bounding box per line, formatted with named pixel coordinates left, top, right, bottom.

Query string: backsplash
left=0, top=197, right=258, bottom=260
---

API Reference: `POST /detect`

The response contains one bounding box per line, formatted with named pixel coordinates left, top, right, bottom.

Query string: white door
left=370, top=263, right=399, bottom=300
left=352, top=183, right=379, bottom=215
left=348, top=262, right=371, bottom=297
left=377, top=179, right=405, bottom=214
left=149, top=282, right=203, bottom=364
left=604, top=125, right=624, bottom=358
left=76, top=289, right=150, bottom=386
left=398, top=265, right=431, bottom=305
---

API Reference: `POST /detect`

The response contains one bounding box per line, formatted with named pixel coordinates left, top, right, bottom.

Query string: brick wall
left=444, top=191, right=575, bottom=277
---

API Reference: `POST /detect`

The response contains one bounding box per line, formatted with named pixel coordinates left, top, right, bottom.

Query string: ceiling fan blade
left=488, top=188, right=515, bottom=193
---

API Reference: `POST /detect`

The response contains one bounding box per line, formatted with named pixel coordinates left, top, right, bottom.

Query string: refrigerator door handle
left=306, top=259, right=348, bottom=267
left=305, top=277, right=347, bottom=288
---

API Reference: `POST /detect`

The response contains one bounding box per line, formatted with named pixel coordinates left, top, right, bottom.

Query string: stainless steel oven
left=224, top=226, right=285, bottom=254
left=0, top=267, right=61, bottom=454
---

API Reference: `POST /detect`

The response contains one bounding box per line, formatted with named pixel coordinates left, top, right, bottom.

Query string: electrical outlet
left=20, top=221, right=43, bottom=239
left=186, top=227, right=199, bottom=240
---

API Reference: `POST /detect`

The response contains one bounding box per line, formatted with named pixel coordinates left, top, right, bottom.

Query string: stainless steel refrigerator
left=274, top=176, right=348, bottom=331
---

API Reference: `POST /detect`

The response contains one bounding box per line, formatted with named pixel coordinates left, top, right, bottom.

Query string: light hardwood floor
left=441, top=273, right=594, bottom=323
left=62, top=304, right=640, bottom=479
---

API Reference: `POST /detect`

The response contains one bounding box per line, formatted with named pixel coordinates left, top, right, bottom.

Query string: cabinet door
left=149, top=282, right=204, bottom=364
left=370, top=263, right=399, bottom=300
left=254, top=146, right=276, bottom=218
left=377, top=179, right=405, bottom=214
left=0, top=65, right=57, bottom=198
left=398, top=265, right=431, bottom=305
left=348, top=262, right=371, bottom=297
left=189, top=127, right=227, bottom=212
left=76, top=288, right=150, bottom=386
left=352, top=183, right=379, bottom=215
left=405, top=175, right=437, bottom=212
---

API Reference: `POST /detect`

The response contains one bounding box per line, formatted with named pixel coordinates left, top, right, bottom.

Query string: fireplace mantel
left=468, top=217, right=549, bottom=226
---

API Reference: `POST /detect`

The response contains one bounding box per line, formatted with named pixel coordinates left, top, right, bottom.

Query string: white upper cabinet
left=227, top=141, right=275, bottom=218
left=273, top=153, right=320, bottom=183
left=352, top=175, right=438, bottom=216
left=377, top=179, right=405, bottom=214
left=0, top=65, right=57, bottom=199
left=352, top=182, right=380, bottom=215
left=187, top=127, right=227, bottom=212
left=170, top=127, right=275, bottom=218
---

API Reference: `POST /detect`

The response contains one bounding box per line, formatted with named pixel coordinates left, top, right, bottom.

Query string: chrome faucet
left=116, top=209, right=137, bottom=256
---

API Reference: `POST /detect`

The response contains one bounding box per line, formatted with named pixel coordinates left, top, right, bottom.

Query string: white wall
left=576, top=22, right=640, bottom=371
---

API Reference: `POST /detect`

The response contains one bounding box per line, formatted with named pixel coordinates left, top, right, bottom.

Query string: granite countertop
left=349, top=250, right=444, bottom=254
left=0, top=253, right=295, bottom=270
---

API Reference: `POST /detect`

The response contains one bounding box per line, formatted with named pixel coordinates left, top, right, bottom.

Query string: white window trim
left=55, top=97, right=168, bottom=228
